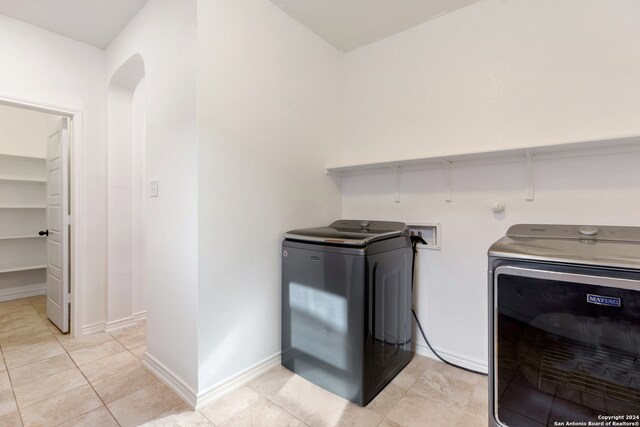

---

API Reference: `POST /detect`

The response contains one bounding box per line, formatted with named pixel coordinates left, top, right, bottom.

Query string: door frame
left=0, top=93, right=84, bottom=337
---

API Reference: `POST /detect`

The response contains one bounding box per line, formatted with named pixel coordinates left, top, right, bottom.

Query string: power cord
left=410, top=235, right=488, bottom=376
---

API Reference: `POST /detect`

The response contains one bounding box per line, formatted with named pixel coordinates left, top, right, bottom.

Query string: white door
left=46, top=118, right=70, bottom=333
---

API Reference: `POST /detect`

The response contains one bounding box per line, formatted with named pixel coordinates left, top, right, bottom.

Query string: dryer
left=489, top=224, right=640, bottom=426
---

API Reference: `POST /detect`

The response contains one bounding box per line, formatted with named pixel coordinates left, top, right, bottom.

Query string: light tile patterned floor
left=0, top=296, right=488, bottom=426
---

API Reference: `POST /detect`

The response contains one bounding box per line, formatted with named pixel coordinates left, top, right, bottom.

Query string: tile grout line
left=46, top=323, right=148, bottom=426
left=1, top=298, right=48, bottom=426
left=245, top=366, right=406, bottom=427
left=2, top=346, right=65, bottom=371
left=244, top=378, right=308, bottom=425
left=57, top=324, right=149, bottom=426
left=244, top=373, right=365, bottom=427
left=196, top=398, right=217, bottom=426
left=60, top=333, right=128, bottom=363
left=104, top=324, right=191, bottom=426
left=374, top=384, right=410, bottom=427
left=0, top=343, right=26, bottom=426
left=372, top=358, right=436, bottom=427
left=22, top=298, right=54, bottom=423
left=16, top=297, right=120, bottom=426
left=111, top=333, right=143, bottom=352
left=8, top=300, right=468, bottom=427
left=403, top=362, right=486, bottom=425
left=28, top=297, right=112, bottom=426
left=270, top=400, right=307, bottom=425
left=76, top=327, right=150, bottom=425
left=65, top=326, right=150, bottom=426
left=198, top=407, right=216, bottom=425
left=108, top=342, right=160, bottom=427
left=58, top=328, right=123, bottom=427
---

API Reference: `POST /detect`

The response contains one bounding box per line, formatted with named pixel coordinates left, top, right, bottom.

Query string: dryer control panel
left=506, top=224, right=640, bottom=243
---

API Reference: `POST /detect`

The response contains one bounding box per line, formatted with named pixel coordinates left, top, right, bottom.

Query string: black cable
left=410, top=235, right=487, bottom=376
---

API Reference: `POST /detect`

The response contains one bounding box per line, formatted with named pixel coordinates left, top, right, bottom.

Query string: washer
left=282, top=220, right=413, bottom=406
left=488, top=224, right=640, bottom=427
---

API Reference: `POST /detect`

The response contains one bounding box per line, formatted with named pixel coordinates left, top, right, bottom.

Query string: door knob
left=39, top=230, right=48, bottom=236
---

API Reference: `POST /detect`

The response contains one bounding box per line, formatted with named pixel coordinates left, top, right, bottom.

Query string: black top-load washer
left=281, top=220, right=413, bottom=406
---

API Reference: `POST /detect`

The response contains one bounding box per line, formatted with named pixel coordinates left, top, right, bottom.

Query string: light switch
left=150, top=180, right=159, bottom=197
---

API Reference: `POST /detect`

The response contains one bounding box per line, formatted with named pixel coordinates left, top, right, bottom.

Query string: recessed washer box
left=406, top=222, right=441, bottom=250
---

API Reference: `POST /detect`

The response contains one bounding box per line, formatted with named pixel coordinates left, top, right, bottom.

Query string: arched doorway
left=107, top=54, right=147, bottom=329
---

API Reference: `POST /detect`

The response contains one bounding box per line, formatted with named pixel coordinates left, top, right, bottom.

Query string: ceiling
left=0, top=0, right=481, bottom=52
left=270, top=0, right=482, bottom=52
left=0, top=0, right=148, bottom=49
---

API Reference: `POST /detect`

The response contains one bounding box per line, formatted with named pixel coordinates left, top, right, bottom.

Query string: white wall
left=106, top=0, right=199, bottom=391
left=132, top=80, right=147, bottom=315
left=0, top=14, right=107, bottom=330
left=0, top=104, right=48, bottom=158
left=340, top=0, right=640, bottom=368
left=196, top=0, right=343, bottom=394
left=341, top=0, right=640, bottom=165
left=107, top=85, right=134, bottom=324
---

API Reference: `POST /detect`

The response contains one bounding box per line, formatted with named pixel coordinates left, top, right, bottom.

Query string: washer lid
left=489, top=224, right=640, bottom=269
left=284, top=220, right=407, bottom=247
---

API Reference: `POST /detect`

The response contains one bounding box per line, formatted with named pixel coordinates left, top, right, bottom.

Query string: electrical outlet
left=407, top=223, right=441, bottom=250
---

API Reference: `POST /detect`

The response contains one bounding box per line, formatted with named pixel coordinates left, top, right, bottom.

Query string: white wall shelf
left=0, top=235, right=44, bottom=240
left=0, top=153, right=45, bottom=162
left=0, top=176, right=46, bottom=184
left=0, top=264, right=46, bottom=274
left=0, top=206, right=46, bottom=209
left=325, top=135, right=640, bottom=201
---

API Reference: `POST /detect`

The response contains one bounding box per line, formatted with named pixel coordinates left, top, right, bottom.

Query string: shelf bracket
left=525, top=150, right=534, bottom=201
left=394, top=167, right=400, bottom=203
left=440, top=160, right=452, bottom=202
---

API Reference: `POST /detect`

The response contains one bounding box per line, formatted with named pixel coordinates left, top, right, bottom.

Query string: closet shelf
left=0, top=153, right=46, bottom=162
left=0, top=264, right=46, bottom=274
left=0, top=176, right=46, bottom=184
left=0, top=235, right=45, bottom=241
left=0, top=206, right=46, bottom=209
left=324, top=135, right=640, bottom=176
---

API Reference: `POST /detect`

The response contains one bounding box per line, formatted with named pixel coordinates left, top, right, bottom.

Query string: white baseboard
left=413, top=342, right=488, bottom=374
left=142, top=349, right=280, bottom=410
left=81, top=321, right=106, bottom=335
left=143, top=353, right=198, bottom=409
left=105, top=316, right=137, bottom=333
left=0, top=283, right=46, bottom=302
left=133, top=310, right=147, bottom=322
left=82, top=311, right=146, bottom=336
left=196, top=352, right=281, bottom=409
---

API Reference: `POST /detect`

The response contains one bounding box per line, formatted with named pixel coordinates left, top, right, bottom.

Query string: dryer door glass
left=494, top=266, right=640, bottom=426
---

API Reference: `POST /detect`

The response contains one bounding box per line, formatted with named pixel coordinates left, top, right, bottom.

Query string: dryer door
left=493, top=265, right=640, bottom=426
